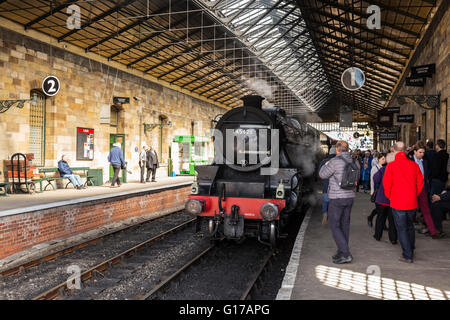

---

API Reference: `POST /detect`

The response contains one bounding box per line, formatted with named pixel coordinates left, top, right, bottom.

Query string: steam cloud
left=244, top=77, right=274, bottom=100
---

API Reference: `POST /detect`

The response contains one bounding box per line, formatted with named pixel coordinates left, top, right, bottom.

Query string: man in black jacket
left=431, top=188, right=449, bottom=237
left=146, top=146, right=159, bottom=182
left=430, top=139, right=449, bottom=198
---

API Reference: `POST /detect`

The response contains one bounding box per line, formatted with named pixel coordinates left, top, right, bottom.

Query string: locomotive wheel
left=270, top=221, right=276, bottom=248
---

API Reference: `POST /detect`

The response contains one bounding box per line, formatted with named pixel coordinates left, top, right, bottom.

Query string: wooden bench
left=39, top=167, right=93, bottom=190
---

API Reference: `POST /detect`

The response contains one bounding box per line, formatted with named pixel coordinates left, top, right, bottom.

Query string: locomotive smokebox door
left=224, top=205, right=244, bottom=238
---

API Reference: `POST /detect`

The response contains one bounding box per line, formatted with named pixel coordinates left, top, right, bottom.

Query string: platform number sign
left=42, top=75, right=60, bottom=97
left=341, top=67, right=365, bottom=91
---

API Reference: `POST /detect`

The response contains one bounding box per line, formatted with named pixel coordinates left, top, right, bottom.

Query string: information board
left=76, top=127, right=94, bottom=160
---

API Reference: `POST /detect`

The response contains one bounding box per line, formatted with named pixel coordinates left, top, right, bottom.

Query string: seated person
left=430, top=187, right=449, bottom=238
left=58, top=155, right=85, bottom=190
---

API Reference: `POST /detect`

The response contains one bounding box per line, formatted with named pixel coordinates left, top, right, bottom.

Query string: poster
left=77, top=127, right=94, bottom=160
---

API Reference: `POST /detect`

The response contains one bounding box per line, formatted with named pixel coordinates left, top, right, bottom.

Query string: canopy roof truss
left=0, top=0, right=440, bottom=119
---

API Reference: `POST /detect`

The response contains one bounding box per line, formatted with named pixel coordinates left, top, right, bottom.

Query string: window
left=29, top=90, right=45, bottom=166
left=110, top=105, right=120, bottom=127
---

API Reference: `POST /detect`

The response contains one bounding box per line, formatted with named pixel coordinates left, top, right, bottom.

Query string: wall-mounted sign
left=77, top=127, right=94, bottom=160
left=411, top=64, right=435, bottom=78
left=377, top=110, right=393, bottom=128
left=406, top=77, right=426, bottom=87
left=379, top=132, right=398, bottom=140
left=113, top=97, right=130, bottom=104
left=397, top=114, right=415, bottom=123
left=42, top=75, right=60, bottom=97
left=341, top=67, right=365, bottom=91
left=357, top=124, right=368, bottom=129
left=386, top=107, right=400, bottom=113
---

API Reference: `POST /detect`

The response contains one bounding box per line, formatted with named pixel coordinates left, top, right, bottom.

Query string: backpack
left=339, top=158, right=359, bottom=190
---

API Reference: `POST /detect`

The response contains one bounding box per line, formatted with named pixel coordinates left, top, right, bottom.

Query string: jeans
left=392, top=209, right=416, bottom=260
left=328, top=198, right=354, bottom=257
left=362, top=180, right=370, bottom=192
left=322, top=193, right=330, bottom=215
left=374, top=204, right=397, bottom=242
left=63, top=174, right=83, bottom=187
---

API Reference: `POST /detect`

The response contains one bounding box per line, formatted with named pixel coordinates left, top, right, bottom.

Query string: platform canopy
left=0, top=0, right=439, bottom=119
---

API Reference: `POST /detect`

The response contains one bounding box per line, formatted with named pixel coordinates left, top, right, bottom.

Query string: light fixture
left=0, top=92, right=38, bottom=113
left=379, top=92, right=440, bottom=110
left=143, top=119, right=172, bottom=134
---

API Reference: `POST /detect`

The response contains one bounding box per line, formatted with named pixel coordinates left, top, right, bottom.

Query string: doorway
left=109, top=134, right=126, bottom=183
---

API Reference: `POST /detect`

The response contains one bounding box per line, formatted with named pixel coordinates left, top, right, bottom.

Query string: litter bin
left=87, top=168, right=103, bottom=186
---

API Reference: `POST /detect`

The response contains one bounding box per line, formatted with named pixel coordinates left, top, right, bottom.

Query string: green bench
left=38, top=167, right=94, bottom=190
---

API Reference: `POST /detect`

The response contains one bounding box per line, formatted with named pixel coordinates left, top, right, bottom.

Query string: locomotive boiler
left=185, top=95, right=317, bottom=246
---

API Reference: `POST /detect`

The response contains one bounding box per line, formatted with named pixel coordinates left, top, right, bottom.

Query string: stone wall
left=0, top=27, right=227, bottom=183
left=386, top=2, right=449, bottom=150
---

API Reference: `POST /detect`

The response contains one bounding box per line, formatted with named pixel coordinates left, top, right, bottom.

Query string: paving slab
left=283, top=192, right=450, bottom=300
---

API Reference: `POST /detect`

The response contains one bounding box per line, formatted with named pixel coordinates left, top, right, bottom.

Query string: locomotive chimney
left=241, top=95, right=264, bottom=109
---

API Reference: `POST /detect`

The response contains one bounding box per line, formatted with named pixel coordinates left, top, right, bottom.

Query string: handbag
left=370, top=186, right=378, bottom=203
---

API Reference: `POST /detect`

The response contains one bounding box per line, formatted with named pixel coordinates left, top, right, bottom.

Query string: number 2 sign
left=42, top=75, right=60, bottom=96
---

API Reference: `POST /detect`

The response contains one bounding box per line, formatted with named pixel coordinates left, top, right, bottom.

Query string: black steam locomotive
left=185, top=95, right=318, bottom=246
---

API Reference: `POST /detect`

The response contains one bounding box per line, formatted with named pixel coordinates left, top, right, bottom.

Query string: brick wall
left=0, top=185, right=190, bottom=260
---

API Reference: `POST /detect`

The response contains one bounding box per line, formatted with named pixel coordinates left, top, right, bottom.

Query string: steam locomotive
left=185, top=95, right=318, bottom=247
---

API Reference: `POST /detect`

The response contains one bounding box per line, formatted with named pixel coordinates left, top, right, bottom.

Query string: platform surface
left=0, top=176, right=193, bottom=216
left=281, top=191, right=450, bottom=300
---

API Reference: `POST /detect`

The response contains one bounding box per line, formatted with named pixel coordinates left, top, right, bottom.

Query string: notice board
left=77, top=127, right=94, bottom=160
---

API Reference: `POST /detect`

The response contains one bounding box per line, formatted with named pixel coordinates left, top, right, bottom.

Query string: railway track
left=33, top=218, right=198, bottom=300
left=0, top=210, right=197, bottom=300
left=1, top=203, right=308, bottom=300
left=140, top=239, right=276, bottom=300
left=0, top=210, right=186, bottom=278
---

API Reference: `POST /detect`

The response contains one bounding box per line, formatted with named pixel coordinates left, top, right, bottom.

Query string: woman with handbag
left=367, top=153, right=385, bottom=227
left=372, top=153, right=398, bottom=244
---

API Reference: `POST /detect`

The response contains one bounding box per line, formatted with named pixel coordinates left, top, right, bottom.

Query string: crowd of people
left=319, top=139, right=449, bottom=264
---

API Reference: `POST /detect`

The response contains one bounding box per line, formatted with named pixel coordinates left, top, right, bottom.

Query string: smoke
left=283, top=125, right=321, bottom=177
left=298, top=111, right=323, bottom=123
left=244, top=77, right=274, bottom=100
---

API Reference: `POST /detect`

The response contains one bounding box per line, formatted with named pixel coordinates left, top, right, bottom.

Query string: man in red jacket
left=383, top=141, right=424, bottom=263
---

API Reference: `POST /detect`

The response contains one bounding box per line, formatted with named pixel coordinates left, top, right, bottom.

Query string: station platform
left=0, top=176, right=194, bottom=269
left=278, top=192, right=450, bottom=300
left=0, top=176, right=193, bottom=215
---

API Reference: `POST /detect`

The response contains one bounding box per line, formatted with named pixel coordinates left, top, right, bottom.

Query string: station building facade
left=382, top=5, right=449, bottom=152
left=0, top=26, right=226, bottom=183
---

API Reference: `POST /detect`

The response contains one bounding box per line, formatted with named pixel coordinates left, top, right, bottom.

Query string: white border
left=276, top=206, right=312, bottom=300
